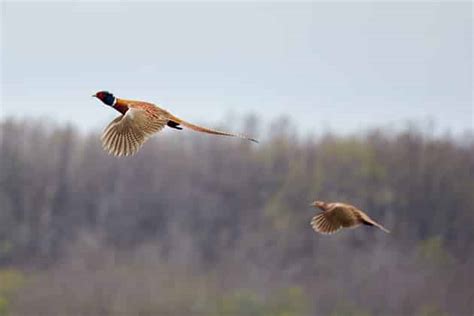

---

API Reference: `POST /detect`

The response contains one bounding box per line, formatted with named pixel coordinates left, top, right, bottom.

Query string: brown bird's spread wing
left=101, top=107, right=168, bottom=156
left=310, top=209, right=343, bottom=234
left=168, top=114, right=258, bottom=143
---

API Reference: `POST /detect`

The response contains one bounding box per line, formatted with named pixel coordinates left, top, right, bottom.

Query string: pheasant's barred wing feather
left=101, top=115, right=143, bottom=156
left=101, top=107, right=168, bottom=156
left=310, top=213, right=342, bottom=234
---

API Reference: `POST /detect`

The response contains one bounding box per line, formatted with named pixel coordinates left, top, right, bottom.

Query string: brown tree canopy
left=1, top=118, right=473, bottom=315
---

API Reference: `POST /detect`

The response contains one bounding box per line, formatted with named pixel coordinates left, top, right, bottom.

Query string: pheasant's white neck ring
left=112, top=97, right=117, bottom=106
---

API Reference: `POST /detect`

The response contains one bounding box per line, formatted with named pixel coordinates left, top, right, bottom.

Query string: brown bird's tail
left=169, top=115, right=258, bottom=143
left=362, top=218, right=390, bottom=233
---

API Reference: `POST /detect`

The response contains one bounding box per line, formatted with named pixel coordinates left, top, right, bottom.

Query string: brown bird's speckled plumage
left=310, top=201, right=390, bottom=234
left=93, top=91, right=258, bottom=156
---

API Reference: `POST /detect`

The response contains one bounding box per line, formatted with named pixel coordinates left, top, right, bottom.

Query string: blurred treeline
left=0, top=117, right=473, bottom=316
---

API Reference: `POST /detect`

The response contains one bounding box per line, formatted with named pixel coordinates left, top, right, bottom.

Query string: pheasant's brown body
left=310, top=201, right=390, bottom=234
left=94, top=93, right=258, bottom=157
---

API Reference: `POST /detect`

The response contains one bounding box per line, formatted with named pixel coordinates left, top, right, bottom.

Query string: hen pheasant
left=93, top=91, right=258, bottom=156
left=310, top=201, right=390, bottom=234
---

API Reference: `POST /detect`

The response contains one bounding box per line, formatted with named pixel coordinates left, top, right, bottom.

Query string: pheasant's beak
left=310, top=201, right=325, bottom=209
left=92, top=94, right=97, bottom=98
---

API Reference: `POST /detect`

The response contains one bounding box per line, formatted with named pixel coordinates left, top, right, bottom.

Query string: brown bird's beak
left=92, top=94, right=97, bottom=98
left=310, top=200, right=326, bottom=210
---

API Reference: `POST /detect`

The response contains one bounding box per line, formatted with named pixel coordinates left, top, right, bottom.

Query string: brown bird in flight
left=93, top=91, right=258, bottom=156
left=310, top=200, right=390, bottom=234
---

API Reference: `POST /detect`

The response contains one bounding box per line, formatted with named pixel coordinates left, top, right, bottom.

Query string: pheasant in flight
left=310, top=200, right=390, bottom=234
left=93, top=91, right=258, bottom=156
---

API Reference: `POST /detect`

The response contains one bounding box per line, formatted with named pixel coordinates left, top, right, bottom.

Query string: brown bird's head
left=310, top=200, right=328, bottom=211
left=93, top=91, right=116, bottom=106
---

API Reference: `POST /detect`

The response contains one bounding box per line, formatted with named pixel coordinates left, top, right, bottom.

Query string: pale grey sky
left=1, top=1, right=472, bottom=135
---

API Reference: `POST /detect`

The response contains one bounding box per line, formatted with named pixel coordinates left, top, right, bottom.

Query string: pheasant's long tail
left=169, top=115, right=258, bottom=143
left=363, top=218, right=390, bottom=233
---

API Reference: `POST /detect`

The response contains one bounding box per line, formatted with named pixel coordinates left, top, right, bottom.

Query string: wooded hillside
left=1, top=118, right=473, bottom=315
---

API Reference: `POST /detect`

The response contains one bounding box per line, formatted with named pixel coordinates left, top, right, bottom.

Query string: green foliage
left=216, top=287, right=309, bottom=316
left=267, top=286, right=309, bottom=316
left=329, top=301, right=372, bottom=316
left=416, top=304, right=448, bottom=316
left=0, top=269, right=25, bottom=316
left=417, top=236, right=455, bottom=268
left=218, top=290, right=265, bottom=315
left=0, top=242, right=12, bottom=261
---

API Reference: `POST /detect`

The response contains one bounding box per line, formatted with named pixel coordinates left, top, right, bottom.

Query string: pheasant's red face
left=93, top=91, right=106, bottom=101
left=93, top=91, right=115, bottom=106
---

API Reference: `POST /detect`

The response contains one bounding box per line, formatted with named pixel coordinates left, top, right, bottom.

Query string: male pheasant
left=93, top=91, right=258, bottom=156
left=310, top=200, right=390, bottom=234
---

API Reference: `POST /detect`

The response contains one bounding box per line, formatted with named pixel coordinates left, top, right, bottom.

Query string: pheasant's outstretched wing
left=310, top=204, right=360, bottom=234
left=310, top=212, right=342, bottom=234
left=101, top=107, right=168, bottom=156
left=168, top=115, right=258, bottom=143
